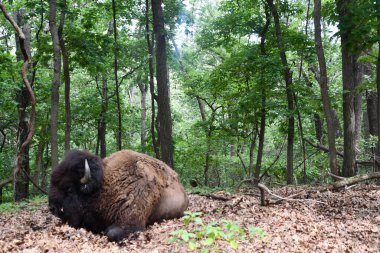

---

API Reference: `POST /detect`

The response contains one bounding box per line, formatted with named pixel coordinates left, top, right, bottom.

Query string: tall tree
left=336, top=0, right=356, bottom=177
left=58, top=0, right=71, bottom=152
left=49, top=0, right=61, bottom=168
left=151, top=0, right=174, bottom=168
left=314, top=0, right=338, bottom=176
left=254, top=4, right=270, bottom=184
left=97, top=75, right=108, bottom=158
left=13, top=9, right=31, bottom=201
left=112, top=0, right=122, bottom=150
left=145, top=0, right=159, bottom=158
left=266, top=0, right=295, bottom=184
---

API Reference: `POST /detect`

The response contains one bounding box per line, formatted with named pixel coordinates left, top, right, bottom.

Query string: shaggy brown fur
left=48, top=150, right=188, bottom=242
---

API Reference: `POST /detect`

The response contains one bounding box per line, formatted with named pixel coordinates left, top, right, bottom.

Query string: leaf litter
left=0, top=184, right=379, bottom=252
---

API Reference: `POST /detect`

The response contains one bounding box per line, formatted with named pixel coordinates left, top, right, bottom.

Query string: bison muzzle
left=48, top=150, right=188, bottom=242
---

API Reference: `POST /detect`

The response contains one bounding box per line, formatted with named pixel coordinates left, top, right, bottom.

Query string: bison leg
left=105, top=224, right=144, bottom=242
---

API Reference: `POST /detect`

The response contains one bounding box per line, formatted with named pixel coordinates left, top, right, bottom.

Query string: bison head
left=48, top=150, right=105, bottom=232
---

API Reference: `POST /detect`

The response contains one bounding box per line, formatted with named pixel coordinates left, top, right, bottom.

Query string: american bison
left=48, top=150, right=188, bottom=242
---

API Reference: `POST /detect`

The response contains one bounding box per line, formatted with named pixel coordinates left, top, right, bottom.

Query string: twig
left=257, top=183, right=327, bottom=205
left=328, top=172, right=346, bottom=181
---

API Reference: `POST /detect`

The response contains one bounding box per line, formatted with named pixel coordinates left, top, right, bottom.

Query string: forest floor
left=0, top=184, right=379, bottom=253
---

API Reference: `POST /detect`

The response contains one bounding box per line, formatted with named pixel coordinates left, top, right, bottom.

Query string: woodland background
left=0, top=0, right=380, bottom=203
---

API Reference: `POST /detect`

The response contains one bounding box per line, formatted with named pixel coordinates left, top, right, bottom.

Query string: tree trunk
left=354, top=57, right=363, bottom=157
left=366, top=92, right=377, bottom=136
left=49, top=0, right=61, bottom=169
left=97, top=76, right=108, bottom=158
left=336, top=0, right=356, bottom=177
left=151, top=0, right=174, bottom=168
left=112, top=0, right=122, bottom=150
left=14, top=9, right=31, bottom=201
left=376, top=0, right=380, bottom=171
left=254, top=6, right=270, bottom=184
left=314, top=0, right=339, bottom=176
left=145, top=0, right=159, bottom=158
left=58, top=0, right=71, bottom=152
left=138, top=76, right=148, bottom=153
left=266, top=0, right=295, bottom=184
left=33, top=140, right=45, bottom=195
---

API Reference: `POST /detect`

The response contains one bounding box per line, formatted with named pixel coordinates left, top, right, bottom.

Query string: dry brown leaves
left=0, top=185, right=379, bottom=252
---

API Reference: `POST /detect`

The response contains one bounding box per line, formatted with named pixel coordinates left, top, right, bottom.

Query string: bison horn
left=80, top=159, right=91, bottom=184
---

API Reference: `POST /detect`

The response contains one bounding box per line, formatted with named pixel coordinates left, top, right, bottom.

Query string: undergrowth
left=169, top=211, right=267, bottom=252
left=0, top=195, right=47, bottom=214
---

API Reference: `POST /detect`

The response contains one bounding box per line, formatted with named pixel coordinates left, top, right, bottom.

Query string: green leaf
left=203, top=237, right=215, bottom=246
left=229, top=240, right=239, bottom=249
left=188, top=240, right=198, bottom=251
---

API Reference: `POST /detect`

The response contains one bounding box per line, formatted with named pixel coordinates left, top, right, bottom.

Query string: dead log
left=326, top=171, right=380, bottom=190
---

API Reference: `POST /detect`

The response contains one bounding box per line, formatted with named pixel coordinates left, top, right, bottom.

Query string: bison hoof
left=106, top=226, right=125, bottom=242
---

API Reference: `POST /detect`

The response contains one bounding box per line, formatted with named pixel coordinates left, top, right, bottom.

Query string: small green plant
left=169, top=211, right=267, bottom=252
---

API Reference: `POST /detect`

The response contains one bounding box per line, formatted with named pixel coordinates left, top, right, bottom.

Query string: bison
left=48, top=150, right=188, bottom=242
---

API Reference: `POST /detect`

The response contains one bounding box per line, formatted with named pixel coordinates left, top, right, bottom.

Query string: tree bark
left=138, top=76, right=148, bottom=153
left=314, top=0, right=339, bottom=176
left=13, top=9, right=31, bottom=201
left=354, top=57, right=363, bottom=156
left=1, top=2, right=36, bottom=201
left=376, top=0, right=380, bottom=171
left=266, top=0, right=295, bottom=184
left=145, top=0, right=159, bottom=158
left=151, top=0, right=174, bottom=168
left=98, top=76, right=108, bottom=158
left=254, top=6, right=270, bottom=184
left=49, top=0, right=61, bottom=169
left=58, top=0, right=71, bottom=152
left=367, top=92, right=378, bottom=136
left=336, top=0, right=356, bottom=177
left=112, top=0, right=122, bottom=150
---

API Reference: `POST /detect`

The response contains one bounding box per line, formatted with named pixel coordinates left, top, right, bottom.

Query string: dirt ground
left=0, top=185, right=379, bottom=252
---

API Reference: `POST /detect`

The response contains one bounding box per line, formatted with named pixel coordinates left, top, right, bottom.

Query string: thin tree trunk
left=336, top=0, right=356, bottom=177
left=58, top=0, right=71, bottom=152
left=314, top=0, right=339, bottom=176
left=145, top=0, right=159, bottom=158
left=49, top=0, right=61, bottom=169
left=254, top=6, right=270, bottom=184
left=152, top=0, right=174, bottom=168
left=266, top=0, right=295, bottom=184
left=14, top=9, right=31, bottom=201
left=354, top=57, right=363, bottom=158
left=98, top=76, right=108, bottom=158
left=112, top=0, right=122, bottom=150
left=33, top=140, right=45, bottom=195
left=138, top=76, right=148, bottom=153
left=249, top=127, right=258, bottom=178
left=367, top=92, right=378, bottom=136
left=376, top=0, right=380, bottom=171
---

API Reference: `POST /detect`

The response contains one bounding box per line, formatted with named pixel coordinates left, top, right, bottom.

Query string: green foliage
left=0, top=195, right=47, bottom=214
left=169, top=211, right=267, bottom=252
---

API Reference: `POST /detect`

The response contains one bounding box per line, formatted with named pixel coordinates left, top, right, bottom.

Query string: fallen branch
left=257, top=183, right=327, bottom=206
left=328, top=172, right=346, bottom=181
left=327, top=171, right=380, bottom=191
